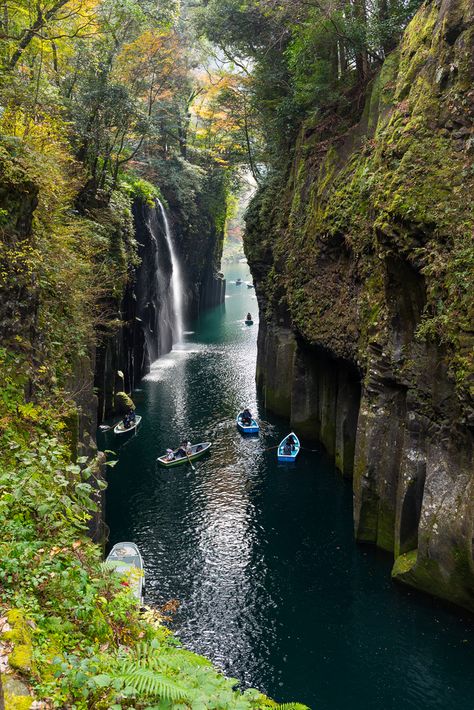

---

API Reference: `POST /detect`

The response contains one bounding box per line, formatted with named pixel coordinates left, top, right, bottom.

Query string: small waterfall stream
left=156, top=199, right=184, bottom=345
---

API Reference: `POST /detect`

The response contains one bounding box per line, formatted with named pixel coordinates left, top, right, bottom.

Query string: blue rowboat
left=237, top=412, right=259, bottom=435
left=277, top=432, right=300, bottom=462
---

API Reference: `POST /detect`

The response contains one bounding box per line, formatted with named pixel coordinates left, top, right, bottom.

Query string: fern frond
left=121, top=668, right=191, bottom=701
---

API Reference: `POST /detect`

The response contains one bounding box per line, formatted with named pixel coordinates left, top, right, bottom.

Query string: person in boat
left=242, top=408, right=252, bottom=425
left=129, top=408, right=136, bottom=423
left=165, top=448, right=174, bottom=462
left=246, top=313, right=252, bottom=322
left=283, top=441, right=292, bottom=455
left=287, top=434, right=296, bottom=450
left=123, top=413, right=131, bottom=429
left=177, top=440, right=192, bottom=458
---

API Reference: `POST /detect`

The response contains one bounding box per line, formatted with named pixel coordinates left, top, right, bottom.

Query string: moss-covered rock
left=114, top=390, right=136, bottom=414
left=4, top=610, right=33, bottom=673
left=3, top=676, right=33, bottom=710
left=246, top=0, right=474, bottom=610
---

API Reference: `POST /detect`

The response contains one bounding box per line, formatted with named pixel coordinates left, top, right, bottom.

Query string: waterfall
left=156, top=199, right=184, bottom=345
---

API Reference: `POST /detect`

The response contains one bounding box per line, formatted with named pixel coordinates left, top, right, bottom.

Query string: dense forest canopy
left=195, top=0, right=423, bottom=167
left=0, top=0, right=423, bottom=191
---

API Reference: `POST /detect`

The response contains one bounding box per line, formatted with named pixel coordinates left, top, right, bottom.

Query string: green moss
left=114, top=390, right=135, bottom=414
left=392, top=549, right=418, bottom=576
left=4, top=610, right=33, bottom=673
left=4, top=692, right=33, bottom=710
left=376, top=502, right=396, bottom=553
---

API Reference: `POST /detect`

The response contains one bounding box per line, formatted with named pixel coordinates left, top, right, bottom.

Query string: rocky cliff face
left=246, top=0, right=474, bottom=610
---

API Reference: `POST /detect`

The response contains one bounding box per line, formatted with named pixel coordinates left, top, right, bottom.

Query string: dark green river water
left=105, top=263, right=474, bottom=710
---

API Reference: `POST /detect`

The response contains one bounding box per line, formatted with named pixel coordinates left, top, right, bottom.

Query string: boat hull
left=245, top=320, right=254, bottom=325
left=157, top=442, right=212, bottom=467
left=277, top=432, right=301, bottom=462
left=105, top=542, right=144, bottom=604
left=114, top=415, right=142, bottom=435
left=237, top=414, right=259, bottom=435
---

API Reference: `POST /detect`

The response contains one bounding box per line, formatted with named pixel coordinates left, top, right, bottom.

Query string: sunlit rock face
left=245, top=0, right=474, bottom=610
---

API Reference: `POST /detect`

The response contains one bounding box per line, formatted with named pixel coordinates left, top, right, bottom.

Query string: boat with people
left=245, top=312, right=254, bottom=325
left=157, top=441, right=212, bottom=467
left=105, top=542, right=144, bottom=604
left=114, top=414, right=142, bottom=435
left=277, top=432, right=300, bottom=462
left=237, top=409, right=259, bottom=435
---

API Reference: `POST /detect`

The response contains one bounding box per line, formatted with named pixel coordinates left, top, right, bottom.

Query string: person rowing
left=246, top=313, right=252, bottom=321
left=242, top=408, right=252, bottom=425
left=177, top=440, right=192, bottom=458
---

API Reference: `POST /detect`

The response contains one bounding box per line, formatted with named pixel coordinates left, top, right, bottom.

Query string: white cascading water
left=156, top=199, right=184, bottom=345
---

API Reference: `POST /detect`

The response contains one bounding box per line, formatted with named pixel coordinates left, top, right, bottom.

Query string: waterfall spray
left=156, top=199, right=184, bottom=345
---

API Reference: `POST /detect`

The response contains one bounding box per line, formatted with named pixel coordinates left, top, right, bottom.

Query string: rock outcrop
left=246, top=0, right=474, bottom=610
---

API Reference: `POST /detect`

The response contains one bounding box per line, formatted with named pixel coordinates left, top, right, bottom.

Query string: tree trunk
left=8, top=0, right=71, bottom=70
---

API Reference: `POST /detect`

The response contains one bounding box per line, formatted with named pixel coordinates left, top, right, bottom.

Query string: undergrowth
left=0, top=347, right=308, bottom=708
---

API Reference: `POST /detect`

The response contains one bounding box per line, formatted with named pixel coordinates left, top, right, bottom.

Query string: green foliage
left=120, top=174, right=162, bottom=206
left=196, top=0, right=424, bottom=165
left=0, top=347, right=304, bottom=708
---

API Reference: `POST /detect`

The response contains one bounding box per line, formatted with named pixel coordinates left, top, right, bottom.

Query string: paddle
left=186, top=451, right=196, bottom=471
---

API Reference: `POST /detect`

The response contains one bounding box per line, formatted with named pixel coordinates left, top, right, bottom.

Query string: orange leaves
left=116, top=28, right=187, bottom=108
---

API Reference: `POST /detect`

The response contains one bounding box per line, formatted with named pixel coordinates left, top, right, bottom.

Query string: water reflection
left=105, top=263, right=474, bottom=710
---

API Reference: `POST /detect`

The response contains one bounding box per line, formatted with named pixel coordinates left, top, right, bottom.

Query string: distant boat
left=237, top=412, right=259, bottom=435
left=247, top=283, right=254, bottom=289
left=114, top=415, right=142, bottom=435
left=235, top=278, right=242, bottom=285
left=277, top=432, right=301, bottom=462
left=105, top=542, right=144, bottom=604
left=157, top=442, right=212, bottom=467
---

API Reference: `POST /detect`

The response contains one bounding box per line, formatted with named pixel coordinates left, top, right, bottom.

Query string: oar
left=186, top=451, right=196, bottom=471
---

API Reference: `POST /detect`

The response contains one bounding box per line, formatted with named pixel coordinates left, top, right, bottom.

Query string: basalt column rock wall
left=95, top=201, right=174, bottom=421
left=246, top=0, right=474, bottom=611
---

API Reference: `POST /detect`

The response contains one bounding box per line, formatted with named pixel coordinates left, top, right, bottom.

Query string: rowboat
left=105, top=542, right=144, bottom=604
left=247, top=283, right=254, bottom=289
left=277, top=432, right=300, bottom=462
left=157, top=442, right=212, bottom=468
left=235, top=278, right=242, bottom=285
left=245, top=319, right=254, bottom=325
left=237, top=412, right=259, bottom=435
left=114, top=415, right=142, bottom=435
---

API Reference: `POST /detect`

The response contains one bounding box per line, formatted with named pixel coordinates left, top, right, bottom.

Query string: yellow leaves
left=115, top=28, right=186, bottom=103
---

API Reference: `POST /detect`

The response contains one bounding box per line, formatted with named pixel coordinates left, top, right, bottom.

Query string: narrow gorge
left=1, top=0, right=473, bottom=706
